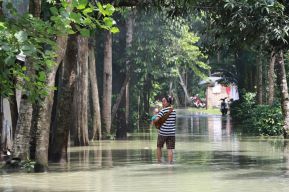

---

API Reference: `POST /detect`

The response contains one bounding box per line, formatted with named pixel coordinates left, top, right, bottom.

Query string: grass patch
left=188, top=107, right=221, bottom=115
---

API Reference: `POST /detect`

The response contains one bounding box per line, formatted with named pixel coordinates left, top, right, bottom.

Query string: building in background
left=199, top=76, right=239, bottom=108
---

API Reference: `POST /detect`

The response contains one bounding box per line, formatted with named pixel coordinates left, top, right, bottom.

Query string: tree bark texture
left=102, top=31, right=112, bottom=136
left=88, top=44, right=102, bottom=140
left=268, top=50, right=276, bottom=105
left=73, top=35, right=89, bottom=146
left=29, top=0, right=41, bottom=17
left=34, top=36, right=68, bottom=172
left=13, top=58, right=36, bottom=160
left=275, top=50, right=289, bottom=138
left=9, top=91, right=18, bottom=139
left=13, top=95, right=33, bottom=160
left=49, top=34, right=77, bottom=162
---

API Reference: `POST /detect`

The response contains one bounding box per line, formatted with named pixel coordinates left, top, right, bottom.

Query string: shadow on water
left=2, top=109, right=289, bottom=192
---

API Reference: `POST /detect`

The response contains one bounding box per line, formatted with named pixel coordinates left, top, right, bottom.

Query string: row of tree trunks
left=2, top=0, right=109, bottom=171
left=34, top=36, right=68, bottom=172
left=49, top=34, right=77, bottom=163
left=236, top=49, right=275, bottom=105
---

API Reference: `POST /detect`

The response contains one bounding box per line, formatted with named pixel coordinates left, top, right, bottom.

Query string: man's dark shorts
left=157, top=135, right=175, bottom=149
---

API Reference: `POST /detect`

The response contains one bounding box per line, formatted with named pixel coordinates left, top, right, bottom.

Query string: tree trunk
left=13, top=94, right=33, bottom=161
left=268, top=49, right=276, bottom=105
left=111, top=74, right=130, bottom=123
left=137, top=93, right=140, bottom=130
left=256, top=55, right=263, bottom=104
left=177, top=68, right=190, bottom=106
left=49, top=34, right=77, bottom=163
left=29, top=0, right=41, bottom=17
left=102, top=31, right=112, bottom=137
left=88, top=44, right=102, bottom=140
left=125, top=11, right=134, bottom=129
left=275, top=50, right=289, bottom=138
left=73, top=36, right=89, bottom=146
left=9, top=91, right=18, bottom=139
left=111, top=11, right=134, bottom=131
left=0, top=96, right=3, bottom=153
left=125, top=83, right=129, bottom=127
left=169, top=81, right=173, bottom=96
left=142, top=74, right=150, bottom=119
left=5, top=0, right=31, bottom=161
left=0, top=97, right=3, bottom=152
left=34, top=36, right=68, bottom=172
left=13, top=53, right=37, bottom=161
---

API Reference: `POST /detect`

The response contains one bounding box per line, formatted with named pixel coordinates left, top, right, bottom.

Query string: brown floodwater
left=1, top=109, right=289, bottom=192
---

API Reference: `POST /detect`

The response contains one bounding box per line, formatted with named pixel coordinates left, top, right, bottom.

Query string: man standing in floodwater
left=153, top=96, right=176, bottom=164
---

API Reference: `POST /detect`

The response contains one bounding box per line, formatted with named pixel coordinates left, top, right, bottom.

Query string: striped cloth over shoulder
left=157, top=107, right=176, bottom=136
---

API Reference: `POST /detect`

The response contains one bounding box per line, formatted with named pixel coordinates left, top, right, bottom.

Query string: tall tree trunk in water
left=49, top=34, right=77, bottom=163
left=111, top=10, right=134, bottom=135
left=125, top=11, right=134, bottom=129
left=268, top=49, right=276, bottom=105
left=275, top=50, right=289, bottom=138
left=11, top=0, right=33, bottom=161
left=102, top=31, right=112, bottom=137
left=34, top=36, right=68, bottom=172
left=256, top=55, right=263, bottom=104
left=88, top=42, right=102, bottom=140
left=73, top=36, right=89, bottom=146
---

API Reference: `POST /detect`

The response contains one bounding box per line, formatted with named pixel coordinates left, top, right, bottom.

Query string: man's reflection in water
left=221, top=115, right=232, bottom=136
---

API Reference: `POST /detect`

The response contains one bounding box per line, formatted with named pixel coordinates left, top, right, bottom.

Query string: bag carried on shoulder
left=154, top=108, right=173, bottom=129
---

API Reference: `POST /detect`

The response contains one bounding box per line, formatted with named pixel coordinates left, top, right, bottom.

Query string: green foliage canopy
left=0, top=0, right=118, bottom=101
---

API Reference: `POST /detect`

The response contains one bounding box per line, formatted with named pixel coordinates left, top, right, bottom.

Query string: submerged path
left=1, top=109, right=289, bottom=192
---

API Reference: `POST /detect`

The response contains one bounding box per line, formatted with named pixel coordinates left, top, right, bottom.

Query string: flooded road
left=1, top=109, right=289, bottom=192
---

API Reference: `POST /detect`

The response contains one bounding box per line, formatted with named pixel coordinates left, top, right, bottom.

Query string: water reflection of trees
left=67, top=139, right=155, bottom=171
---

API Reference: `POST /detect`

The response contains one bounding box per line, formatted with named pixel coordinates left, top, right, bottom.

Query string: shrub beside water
left=230, top=92, right=283, bottom=136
